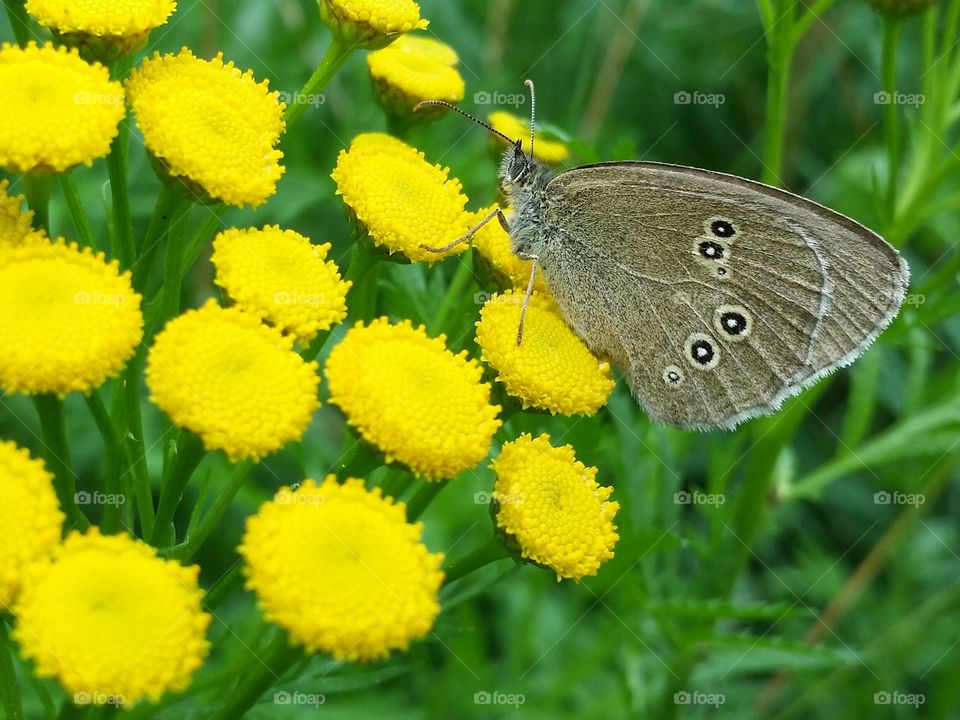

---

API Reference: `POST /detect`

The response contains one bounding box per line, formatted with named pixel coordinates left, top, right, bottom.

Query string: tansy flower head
left=146, top=301, right=319, bottom=462
left=491, top=434, right=619, bottom=581
left=476, top=290, right=614, bottom=415
left=240, top=476, right=443, bottom=661
left=126, top=49, right=285, bottom=208
left=488, top=110, right=569, bottom=165
left=471, top=205, right=550, bottom=294
left=0, top=42, right=124, bottom=173
left=367, top=33, right=464, bottom=116
left=0, top=180, right=36, bottom=246
left=25, top=0, right=177, bottom=61
left=325, top=318, right=501, bottom=480
left=211, top=226, right=351, bottom=342
left=332, top=132, right=472, bottom=263
left=0, top=238, right=143, bottom=396
left=319, top=0, right=429, bottom=49
left=13, top=528, right=210, bottom=706
left=0, top=441, right=63, bottom=609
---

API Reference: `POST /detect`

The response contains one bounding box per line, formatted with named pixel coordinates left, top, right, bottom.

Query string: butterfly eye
left=685, top=333, right=720, bottom=370
left=662, top=365, right=685, bottom=386
left=713, top=304, right=752, bottom=341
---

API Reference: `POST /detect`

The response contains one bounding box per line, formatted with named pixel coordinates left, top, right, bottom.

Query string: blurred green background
left=4, top=0, right=960, bottom=718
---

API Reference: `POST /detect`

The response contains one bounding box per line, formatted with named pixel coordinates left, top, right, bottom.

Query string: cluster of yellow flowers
left=0, top=0, right=622, bottom=713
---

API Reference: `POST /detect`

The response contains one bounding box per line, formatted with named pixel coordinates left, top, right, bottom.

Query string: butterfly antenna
left=414, top=100, right=517, bottom=146
left=524, top=79, right=536, bottom=159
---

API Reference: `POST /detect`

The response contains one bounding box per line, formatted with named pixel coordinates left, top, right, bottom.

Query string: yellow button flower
left=13, top=528, right=210, bottom=706
left=367, top=33, right=464, bottom=114
left=325, top=318, right=501, bottom=480
left=319, top=0, right=429, bottom=49
left=240, top=476, right=443, bottom=661
left=471, top=204, right=550, bottom=294
left=476, top=290, right=614, bottom=415
left=146, top=301, right=319, bottom=462
left=0, top=238, right=143, bottom=396
left=211, top=226, right=351, bottom=342
left=25, top=0, right=177, bottom=59
left=0, top=42, right=124, bottom=173
left=0, top=441, right=64, bottom=609
left=488, top=110, right=569, bottom=164
left=126, top=49, right=285, bottom=208
left=0, top=180, right=36, bottom=247
left=332, top=132, right=472, bottom=263
left=492, top=434, right=619, bottom=581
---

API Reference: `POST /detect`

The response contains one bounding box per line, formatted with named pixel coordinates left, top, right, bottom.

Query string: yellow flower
left=13, top=528, right=210, bottom=706
left=0, top=42, right=124, bottom=172
left=25, top=0, right=177, bottom=60
left=476, top=290, right=614, bottom=415
left=0, top=238, right=143, bottom=396
left=332, top=133, right=472, bottom=263
left=0, top=180, right=36, bottom=246
left=491, top=434, right=619, bottom=581
left=325, top=318, right=501, bottom=479
left=470, top=204, right=550, bottom=294
left=240, top=476, right=443, bottom=661
left=146, top=301, right=319, bottom=462
left=211, top=226, right=351, bottom=342
left=319, top=0, right=428, bottom=49
left=488, top=110, right=569, bottom=164
left=367, top=33, right=464, bottom=114
left=0, top=441, right=64, bottom=610
left=126, top=49, right=285, bottom=208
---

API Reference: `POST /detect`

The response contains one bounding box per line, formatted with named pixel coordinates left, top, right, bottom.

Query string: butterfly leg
left=420, top=207, right=507, bottom=253
left=516, top=254, right=539, bottom=346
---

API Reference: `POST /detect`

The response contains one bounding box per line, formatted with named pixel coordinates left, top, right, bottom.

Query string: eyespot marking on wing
left=685, top=332, right=720, bottom=370
left=705, top=216, right=737, bottom=239
left=714, top=304, right=752, bottom=341
left=694, top=236, right=730, bottom=279
left=662, top=365, right=685, bottom=386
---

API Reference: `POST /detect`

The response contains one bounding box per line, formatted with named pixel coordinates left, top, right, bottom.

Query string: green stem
left=179, top=204, right=227, bottom=274
left=380, top=468, right=414, bottom=499
left=300, top=329, right=331, bottom=362
left=430, top=254, right=475, bottom=334
left=22, top=171, right=53, bottom=233
left=150, top=433, right=205, bottom=547
left=761, top=2, right=794, bottom=186
left=336, top=436, right=386, bottom=479
left=59, top=173, right=98, bottom=251
left=107, top=116, right=135, bottom=269
left=146, top=197, right=193, bottom=338
left=172, top=460, right=252, bottom=561
left=2, top=0, right=31, bottom=45
left=881, top=18, right=902, bottom=231
left=442, top=536, right=510, bottom=584
left=0, top=618, right=23, bottom=720
left=283, top=37, right=352, bottom=127
left=33, top=394, right=88, bottom=528
left=345, top=239, right=382, bottom=322
left=405, top=480, right=447, bottom=521
left=203, top=563, right=245, bottom=613
left=133, top=184, right=180, bottom=294
left=84, top=391, right=124, bottom=533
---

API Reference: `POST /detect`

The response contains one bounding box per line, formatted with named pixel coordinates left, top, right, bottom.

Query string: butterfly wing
left=540, top=161, right=909, bottom=429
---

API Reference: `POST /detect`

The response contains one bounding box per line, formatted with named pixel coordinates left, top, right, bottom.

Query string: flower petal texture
left=488, top=110, right=569, bottom=164
left=240, top=476, right=443, bottom=661
left=126, top=48, right=285, bottom=208
left=492, top=434, right=619, bottom=581
left=25, top=0, right=177, bottom=38
left=0, top=441, right=63, bottom=609
left=13, top=528, right=211, bottom=706
left=367, top=33, right=464, bottom=111
left=0, top=238, right=143, bottom=396
left=212, top=225, right=351, bottom=342
left=319, top=0, right=428, bottom=48
left=331, top=132, right=472, bottom=262
left=147, top=301, right=319, bottom=462
left=325, top=318, right=501, bottom=479
left=476, top=290, right=614, bottom=415
left=0, top=42, right=125, bottom=172
left=0, top=180, right=35, bottom=247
